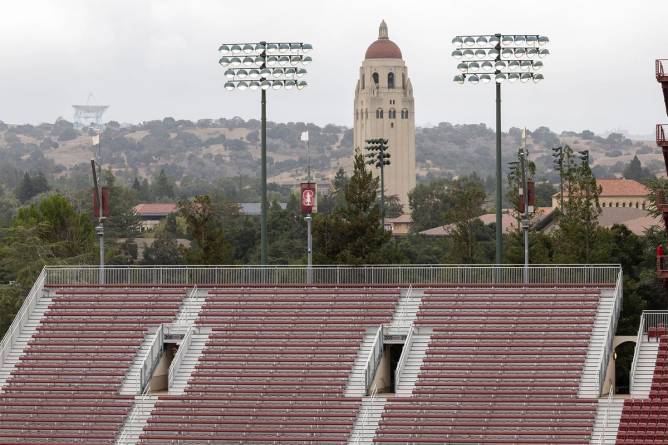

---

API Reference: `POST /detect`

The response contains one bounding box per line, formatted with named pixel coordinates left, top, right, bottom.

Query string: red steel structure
left=655, top=60, right=668, bottom=279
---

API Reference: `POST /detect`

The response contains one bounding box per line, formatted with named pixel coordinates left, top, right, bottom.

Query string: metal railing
left=364, top=326, right=384, bottom=394
left=597, top=381, right=614, bottom=445
left=352, top=387, right=378, bottom=445
left=629, top=312, right=647, bottom=394
left=596, top=270, right=623, bottom=395
left=117, top=384, right=153, bottom=444
left=395, top=285, right=413, bottom=326
left=0, top=270, right=46, bottom=372
left=394, top=324, right=415, bottom=387
left=175, top=286, right=198, bottom=325
left=139, top=324, right=164, bottom=394
left=43, top=265, right=621, bottom=287
left=657, top=124, right=667, bottom=145
left=168, top=325, right=194, bottom=390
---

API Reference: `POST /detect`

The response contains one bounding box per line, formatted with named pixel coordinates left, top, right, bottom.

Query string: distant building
left=552, top=178, right=649, bottom=210
left=133, top=203, right=177, bottom=231
left=420, top=208, right=556, bottom=237
left=384, top=214, right=413, bottom=235
left=354, top=20, right=416, bottom=211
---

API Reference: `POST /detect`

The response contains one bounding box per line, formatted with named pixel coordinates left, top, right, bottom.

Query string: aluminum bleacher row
left=617, top=327, right=668, bottom=444
left=137, top=287, right=399, bottom=444
left=374, top=287, right=604, bottom=444
left=0, top=287, right=185, bottom=445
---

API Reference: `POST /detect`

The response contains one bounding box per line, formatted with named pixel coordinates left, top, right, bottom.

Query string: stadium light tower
left=452, top=33, right=549, bottom=264
left=219, top=41, right=313, bottom=265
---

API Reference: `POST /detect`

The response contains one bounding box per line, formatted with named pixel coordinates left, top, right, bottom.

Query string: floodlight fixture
left=450, top=33, right=549, bottom=264
left=219, top=40, right=313, bottom=265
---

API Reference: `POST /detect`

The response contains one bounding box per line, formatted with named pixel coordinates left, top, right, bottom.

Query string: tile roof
left=133, top=203, right=178, bottom=216
left=552, top=179, right=649, bottom=198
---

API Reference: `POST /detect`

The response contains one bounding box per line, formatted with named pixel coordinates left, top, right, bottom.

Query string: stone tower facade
left=353, top=20, right=416, bottom=211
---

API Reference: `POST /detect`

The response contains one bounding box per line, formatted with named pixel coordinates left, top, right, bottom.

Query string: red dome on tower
left=364, top=20, right=402, bottom=59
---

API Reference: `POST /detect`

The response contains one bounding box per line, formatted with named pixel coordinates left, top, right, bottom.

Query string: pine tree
left=313, top=150, right=392, bottom=264
left=153, top=169, right=174, bottom=199
left=554, top=147, right=601, bottom=263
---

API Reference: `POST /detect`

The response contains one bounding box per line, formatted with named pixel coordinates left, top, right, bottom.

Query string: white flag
left=91, top=134, right=100, bottom=145
left=300, top=131, right=309, bottom=142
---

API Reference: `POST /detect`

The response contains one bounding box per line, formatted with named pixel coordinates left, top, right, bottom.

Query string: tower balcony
left=657, top=59, right=668, bottom=115
left=658, top=124, right=668, bottom=148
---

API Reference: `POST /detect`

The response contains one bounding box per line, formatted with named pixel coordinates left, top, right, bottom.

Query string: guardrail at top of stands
left=43, top=264, right=622, bottom=286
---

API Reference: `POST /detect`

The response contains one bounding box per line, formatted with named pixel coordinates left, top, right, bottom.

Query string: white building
left=354, top=20, right=416, bottom=211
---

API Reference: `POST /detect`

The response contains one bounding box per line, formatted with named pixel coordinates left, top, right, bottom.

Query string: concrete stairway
left=114, top=395, right=158, bottom=445
left=348, top=395, right=387, bottom=445
left=173, top=289, right=207, bottom=325
left=169, top=328, right=211, bottom=394
left=388, top=288, right=423, bottom=327
left=579, top=289, right=616, bottom=398
left=0, top=290, right=52, bottom=392
left=120, top=328, right=161, bottom=395
left=631, top=338, right=659, bottom=398
left=395, top=328, right=432, bottom=396
left=345, top=328, right=379, bottom=397
left=590, top=398, right=624, bottom=444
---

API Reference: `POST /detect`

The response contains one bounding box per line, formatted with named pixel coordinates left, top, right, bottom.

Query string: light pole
left=452, top=33, right=549, bottom=264
left=552, top=145, right=565, bottom=210
left=219, top=41, right=312, bottom=264
left=301, top=130, right=313, bottom=281
left=365, top=138, right=391, bottom=225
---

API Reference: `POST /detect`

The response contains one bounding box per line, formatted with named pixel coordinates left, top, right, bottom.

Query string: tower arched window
left=401, top=109, right=409, bottom=119
left=361, top=74, right=365, bottom=90
left=389, top=108, right=396, bottom=119
left=388, top=72, right=395, bottom=89
left=402, top=73, right=406, bottom=89
left=376, top=109, right=383, bottom=119
left=365, top=110, right=368, bottom=120
left=372, top=72, right=379, bottom=87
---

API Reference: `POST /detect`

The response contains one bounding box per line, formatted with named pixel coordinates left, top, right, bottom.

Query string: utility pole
left=579, top=150, right=591, bottom=263
left=90, top=132, right=105, bottom=285
left=552, top=145, right=565, bottom=210
left=365, top=138, right=390, bottom=225
left=520, top=129, right=530, bottom=283
left=301, top=131, right=313, bottom=283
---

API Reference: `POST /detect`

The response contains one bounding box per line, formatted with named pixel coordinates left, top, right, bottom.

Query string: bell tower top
left=379, top=20, right=388, bottom=39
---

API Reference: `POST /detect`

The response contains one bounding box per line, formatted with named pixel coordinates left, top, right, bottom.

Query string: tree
left=153, top=169, right=175, bottom=199
left=445, top=175, right=487, bottom=263
left=384, top=195, right=403, bottom=218
left=142, top=232, right=184, bottom=265
left=179, top=195, right=232, bottom=264
left=409, top=179, right=453, bottom=232
left=623, top=155, right=652, bottom=182
left=553, top=147, right=601, bottom=263
left=15, top=172, right=50, bottom=203
left=313, top=151, right=393, bottom=264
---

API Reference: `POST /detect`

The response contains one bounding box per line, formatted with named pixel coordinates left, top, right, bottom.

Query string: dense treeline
left=0, top=118, right=659, bottom=196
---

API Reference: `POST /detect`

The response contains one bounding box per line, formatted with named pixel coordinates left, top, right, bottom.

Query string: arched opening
left=376, top=109, right=383, bottom=119
left=389, top=109, right=396, bottom=119
left=361, top=74, right=365, bottom=89
left=614, top=341, right=636, bottom=394
left=372, top=72, right=379, bottom=87
left=602, top=202, right=606, bottom=208
left=388, top=72, right=395, bottom=89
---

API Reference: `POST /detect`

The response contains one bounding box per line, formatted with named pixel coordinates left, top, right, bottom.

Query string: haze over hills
left=0, top=117, right=660, bottom=191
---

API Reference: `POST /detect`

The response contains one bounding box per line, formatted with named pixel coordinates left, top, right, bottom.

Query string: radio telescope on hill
left=72, top=93, right=109, bottom=129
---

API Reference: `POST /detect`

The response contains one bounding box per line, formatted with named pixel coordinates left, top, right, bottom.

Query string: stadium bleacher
left=0, top=286, right=185, bottom=445
left=0, top=265, right=623, bottom=444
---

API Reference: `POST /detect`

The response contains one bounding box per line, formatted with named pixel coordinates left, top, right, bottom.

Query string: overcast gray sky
left=0, top=0, right=665, bottom=136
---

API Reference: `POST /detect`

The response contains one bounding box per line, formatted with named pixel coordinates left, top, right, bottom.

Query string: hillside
left=0, top=118, right=660, bottom=190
